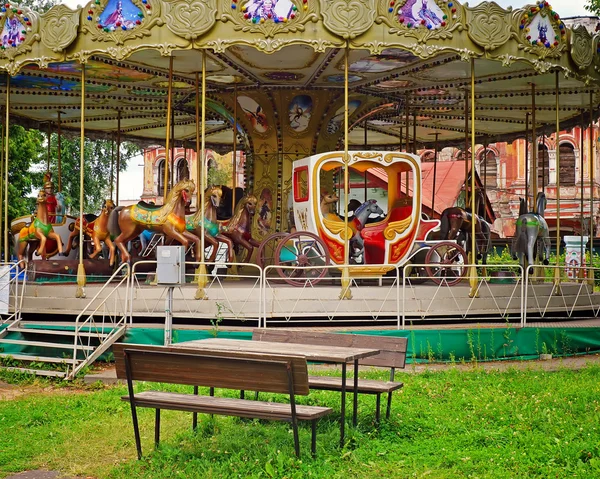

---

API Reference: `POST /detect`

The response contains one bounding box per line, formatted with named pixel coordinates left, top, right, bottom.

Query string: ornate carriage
left=258, top=150, right=470, bottom=286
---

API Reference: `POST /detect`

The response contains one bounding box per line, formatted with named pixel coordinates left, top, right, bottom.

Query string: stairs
left=0, top=263, right=131, bottom=379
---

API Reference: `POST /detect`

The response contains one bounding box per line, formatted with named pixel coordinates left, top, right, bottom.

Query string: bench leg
left=155, top=409, right=161, bottom=448
left=240, top=390, right=245, bottom=400
left=375, top=393, right=381, bottom=423
left=193, top=386, right=198, bottom=431
left=311, top=420, right=317, bottom=458
left=129, top=403, right=143, bottom=460
left=340, top=362, right=346, bottom=448
left=386, top=392, right=393, bottom=419
left=292, top=419, right=300, bottom=458
left=353, top=359, right=359, bottom=427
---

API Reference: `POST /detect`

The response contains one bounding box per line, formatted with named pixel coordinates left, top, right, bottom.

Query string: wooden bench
left=252, top=330, right=407, bottom=421
left=113, top=343, right=332, bottom=458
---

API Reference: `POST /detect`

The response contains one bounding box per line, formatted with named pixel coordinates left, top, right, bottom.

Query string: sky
left=59, top=0, right=588, bottom=201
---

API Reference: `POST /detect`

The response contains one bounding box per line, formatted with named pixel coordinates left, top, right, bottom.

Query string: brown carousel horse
left=439, top=189, right=492, bottom=265
left=65, top=200, right=117, bottom=265
left=186, top=186, right=235, bottom=263
left=221, top=194, right=260, bottom=263
left=108, top=179, right=200, bottom=264
left=16, top=189, right=64, bottom=262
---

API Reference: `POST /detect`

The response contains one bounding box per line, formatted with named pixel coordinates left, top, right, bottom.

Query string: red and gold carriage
left=258, top=150, right=469, bottom=286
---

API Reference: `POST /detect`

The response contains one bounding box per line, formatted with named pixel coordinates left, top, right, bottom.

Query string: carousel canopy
left=0, top=0, right=598, bottom=150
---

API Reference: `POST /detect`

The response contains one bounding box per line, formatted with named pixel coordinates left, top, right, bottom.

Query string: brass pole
left=76, top=64, right=86, bottom=298
left=398, top=105, right=403, bottom=152
left=170, top=106, right=175, bottom=190
left=412, top=110, right=417, bottom=154
left=531, top=83, right=537, bottom=213
left=464, top=90, right=469, bottom=207
left=469, top=58, right=478, bottom=297
left=109, top=133, right=114, bottom=201
left=46, top=122, right=51, bottom=171
left=116, top=110, right=121, bottom=205
left=57, top=111, right=62, bottom=192
left=340, top=44, right=352, bottom=301
left=163, top=55, right=174, bottom=199
left=405, top=94, right=410, bottom=152
left=525, top=112, right=529, bottom=202
left=0, top=108, right=4, bottom=253
left=553, top=71, right=561, bottom=293
left=589, top=90, right=595, bottom=287
left=580, top=109, right=585, bottom=279
left=232, top=83, right=237, bottom=216
left=4, top=75, right=9, bottom=262
left=431, top=132, right=439, bottom=217
left=195, top=53, right=208, bottom=300
left=195, top=71, right=201, bottom=210
left=364, top=119, right=368, bottom=202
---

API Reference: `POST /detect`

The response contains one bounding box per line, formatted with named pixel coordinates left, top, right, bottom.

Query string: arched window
left=537, top=144, right=550, bottom=188
left=157, top=159, right=165, bottom=196
left=559, top=143, right=576, bottom=186
left=176, top=158, right=190, bottom=183
left=479, top=149, right=497, bottom=189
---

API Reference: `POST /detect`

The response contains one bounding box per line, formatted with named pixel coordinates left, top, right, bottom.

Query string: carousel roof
left=0, top=0, right=598, bottom=150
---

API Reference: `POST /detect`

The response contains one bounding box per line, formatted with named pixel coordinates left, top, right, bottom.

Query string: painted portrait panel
left=288, top=95, right=312, bottom=132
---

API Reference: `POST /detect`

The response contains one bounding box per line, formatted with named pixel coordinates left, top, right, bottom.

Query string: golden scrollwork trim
left=80, top=0, right=164, bottom=46
left=219, top=0, right=319, bottom=39
left=375, top=0, right=463, bottom=44
left=464, top=1, right=513, bottom=52
left=570, top=25, right=593, bottom=70
left=41, top=5, right=80, bottom=53
left=383, top=216, right=412, bottom=240
left=322, top=215, right=352, bottom=240
left=0, top=7, right=40, bottom=62
left=164, top=0, right=217, bottom=40
left=321, top=0, right=376, bottom=40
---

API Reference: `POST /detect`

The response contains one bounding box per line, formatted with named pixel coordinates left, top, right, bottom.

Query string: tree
left=4, top=125, right=45, bottom=221
left=42, top=135, right=140, bottom=214
left=585, top=0, right=600, bottom=15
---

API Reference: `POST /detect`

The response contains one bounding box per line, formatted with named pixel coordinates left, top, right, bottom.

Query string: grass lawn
left=1, top=363, right=600, bottom=479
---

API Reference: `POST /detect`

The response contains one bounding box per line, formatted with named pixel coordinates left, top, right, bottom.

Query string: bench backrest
left=113, top=343, right=310, bottom=395
left=253, top=329, right=408, bottom=369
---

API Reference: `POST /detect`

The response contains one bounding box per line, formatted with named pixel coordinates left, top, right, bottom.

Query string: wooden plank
left=123, top=391, right=332, bottom=421
left=113, top=343, right=310, bottom=395
left=308, top=376, right=404, bottom=394
left=0, top=353, right=70, bottom=364
left=177, top=338, right=380, bottom=363
left=0, top=339, right=94, bottom=351
left=253, top=330, right=407, bottom=368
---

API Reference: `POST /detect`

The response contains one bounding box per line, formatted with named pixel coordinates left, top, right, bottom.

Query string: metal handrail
left=68, top=262, right=131, bottom=379
left=0, top=260, right=27, bottom=325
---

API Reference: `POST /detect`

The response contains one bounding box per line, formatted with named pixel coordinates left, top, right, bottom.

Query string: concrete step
left=10, top=327, right=111, bottom=338
left=0, top=352, right=72, bottom=363
left=1, top=366, right=66, bottom=377
left=0, top=338, right=95, bottom=350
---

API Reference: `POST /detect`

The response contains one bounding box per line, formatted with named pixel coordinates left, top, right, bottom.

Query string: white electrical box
left=156, top=246, right=186, bottom=285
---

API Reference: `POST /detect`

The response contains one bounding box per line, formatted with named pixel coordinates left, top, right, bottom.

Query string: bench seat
left=308, top=376, right=404, bottom=395
left=124, top=391, right=333, bottom=421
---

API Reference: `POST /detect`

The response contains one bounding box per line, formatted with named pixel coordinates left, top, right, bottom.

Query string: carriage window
left=294, top=167, right=309, bottom=202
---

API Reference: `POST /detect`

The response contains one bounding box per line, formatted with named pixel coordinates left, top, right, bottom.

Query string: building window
left=479, top=149, right=497, bottom=189
left=157, top=159, right=165, bottom=195
left=176, top=158, right=190, bottom=183
left=559, top=143, right=576, bottom=186
left=537, top=144, right=550, bottom=188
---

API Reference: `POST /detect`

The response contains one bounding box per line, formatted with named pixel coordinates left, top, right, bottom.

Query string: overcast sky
left=59, top=0, right=589, bottom=200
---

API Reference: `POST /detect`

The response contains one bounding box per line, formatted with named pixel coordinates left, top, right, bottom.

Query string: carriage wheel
left=425, top=241, right=468, bottom=286
left=274, top=231, right=330, bottom=287
left=257, top=232, right=289, bottom=274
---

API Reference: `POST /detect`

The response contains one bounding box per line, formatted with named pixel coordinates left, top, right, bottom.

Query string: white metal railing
left=68, top=263, right=131, bottom=379
left=0, top=260, right=27, bottom=326
left=401, top=263, right=525, bottom=329
left=262, top=264, right=401, bottom=328
left=523, top=264, right=600, bottom=325
left=130, top=260, right=262, bottom=327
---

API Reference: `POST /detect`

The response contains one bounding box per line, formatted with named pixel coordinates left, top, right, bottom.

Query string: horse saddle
left=137, top=201, right=162, bottom=211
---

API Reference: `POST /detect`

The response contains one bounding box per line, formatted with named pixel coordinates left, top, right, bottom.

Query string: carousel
left=0, top=0, right=598, bottom=320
